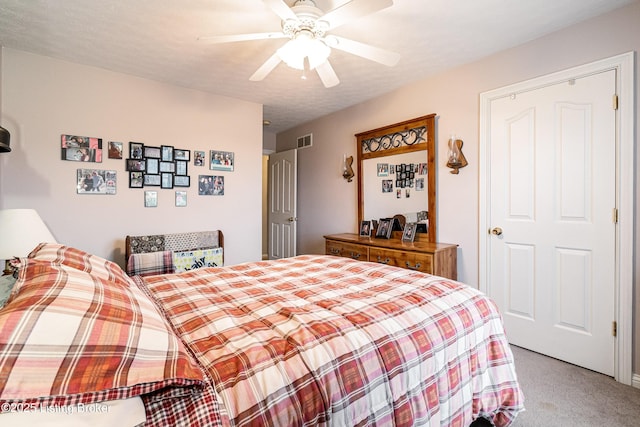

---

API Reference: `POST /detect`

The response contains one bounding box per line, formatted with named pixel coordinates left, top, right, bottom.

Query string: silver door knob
left=490, top=227, right=503, bottom=236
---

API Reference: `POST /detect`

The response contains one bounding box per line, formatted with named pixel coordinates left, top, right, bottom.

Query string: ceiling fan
left=199, top=0, right=400, bottom=88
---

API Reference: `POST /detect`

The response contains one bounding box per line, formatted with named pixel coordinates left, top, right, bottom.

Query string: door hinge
left=613, top=208, right=618, bottom=224
left=612, top=94, right=619, bottom=110
left=612, top=321, right=617, bottom=337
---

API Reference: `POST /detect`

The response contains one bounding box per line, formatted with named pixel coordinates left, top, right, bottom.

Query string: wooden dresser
left=324, top=233, right=458, bottom=280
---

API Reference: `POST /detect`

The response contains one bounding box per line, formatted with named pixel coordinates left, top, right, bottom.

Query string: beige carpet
left=510, top=345, right=640, bottom=426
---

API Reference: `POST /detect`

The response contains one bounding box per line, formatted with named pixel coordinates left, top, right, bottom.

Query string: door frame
left=478, top=52, right=635, bottom=384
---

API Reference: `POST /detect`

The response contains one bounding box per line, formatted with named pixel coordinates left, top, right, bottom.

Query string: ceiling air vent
left=297, top=133, right=312, bottom=149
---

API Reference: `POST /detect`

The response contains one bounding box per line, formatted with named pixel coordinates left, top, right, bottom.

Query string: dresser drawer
left=325, top=240, right=369, bottom=261
left=369, top=248, right=434, bottom=274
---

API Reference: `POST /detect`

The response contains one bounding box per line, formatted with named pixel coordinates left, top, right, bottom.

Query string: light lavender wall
left=277, top=3, right=639, bottom=375
left=0, top=49, right=264, bottom=266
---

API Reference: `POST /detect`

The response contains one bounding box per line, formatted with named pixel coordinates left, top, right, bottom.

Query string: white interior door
left=268, top=149, right=297, bottom=259
left=486, top=70, right=616, bottom=376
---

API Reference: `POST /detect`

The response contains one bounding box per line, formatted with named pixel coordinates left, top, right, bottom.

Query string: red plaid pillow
left=27, top=243, right=133, bottom=287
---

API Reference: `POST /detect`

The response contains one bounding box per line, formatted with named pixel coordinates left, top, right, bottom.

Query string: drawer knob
left=376, top=256, right=390, bottom=264
left=405, top=261, right=422, bottom=270
left=349, top=252, right=361, bottom=260
left=329, top=248, right=340, bottom=255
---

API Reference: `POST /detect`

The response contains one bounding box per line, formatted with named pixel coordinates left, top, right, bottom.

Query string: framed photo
left=77, top=169, right=116, bottom=194
left=129, top=171, right=143, bottom=188
left=402, top=223, right=417, bottom=242
left=143, top=174, right=161, bottom=186
left=174, top=149, right=190, bottom=161
left=146, top=158, right=159, bottom=175
left=210, top=150, right=234, bottom=172
left=175, top=191, right=187, bottom=207
left=144, top=191, right=158, bottom=207
left=108, top=141, right=123, bottom=159
left=143, top=146, right=161, bottom=159
left=194, top=151, right=205, bottom=166
left=161, top=172, right=174, bottom=189
left=382, top=179, right=393, bottom=193
left=375, top=218, right=393, bottom=239
left=126, top=159, right=145, bottom=172
left=159, top=161, right=175, bottom=173
left=359, top=220, right=371, bottom=237
left=61, top=134, right=102, bottom=162
left=174, top=175, right=190, bottom=187
left=377, top=163, right=389, bottom=177
left=198, top=175, right=224, bottom=195
left=161, top=145, right=174, bottom=161
left=175, top=160, right=188, bottom=176
left=416, top=177, right=425, bottom=191
left=129, top=142, right=143, bottom=160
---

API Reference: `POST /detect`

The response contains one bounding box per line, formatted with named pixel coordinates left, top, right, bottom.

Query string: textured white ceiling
left=0, top=0, right=635, bottom=133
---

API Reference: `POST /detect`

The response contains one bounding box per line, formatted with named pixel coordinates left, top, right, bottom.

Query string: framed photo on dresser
left=359, top=220, right=371, bottom=237
left=375, top=218, right=393, bottom=239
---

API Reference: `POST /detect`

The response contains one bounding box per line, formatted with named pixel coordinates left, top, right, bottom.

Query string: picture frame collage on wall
left=62, top=133, right=234, bottom=206
left=127, top=142, right=191, bottom=191
left=377, top=161, right=427, bottom=199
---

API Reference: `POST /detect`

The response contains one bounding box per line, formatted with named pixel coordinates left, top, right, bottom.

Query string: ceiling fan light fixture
left=277, top=30, right=330, bottom=71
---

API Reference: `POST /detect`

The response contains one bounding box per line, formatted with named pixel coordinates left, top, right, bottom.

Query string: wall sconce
left=446, top=134, right=467, bottom=174
left=0, top=125, right=10, bottom=153
left=342, top=155, right=354, bottom=182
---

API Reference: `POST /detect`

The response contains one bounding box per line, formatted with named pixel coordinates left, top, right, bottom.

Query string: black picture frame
left=359, top=220, right=372, bottom=237
left=174, top=149, right=190, bottom=161
left=129, top=171, right=143, bottom=188
left=143, top=146, right=161, bottom=159
left=126, top=159, right=145, bottom=172
left=143, top=174, right=161, bottom=186
left=174, top=175, right=190, bottom=187
left=161, top=172, right=174, bottom=189
left=129, top=142, right=143, bottom=160
left=146, top=158, right=159, bottom=175
left=159, top=161, right=175, bottom=173
left=175, top=160, right=188, bottom=176
left=161, top=145, right=174, bottom=162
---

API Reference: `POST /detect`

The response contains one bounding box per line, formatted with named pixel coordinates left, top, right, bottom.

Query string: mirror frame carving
left=355, top=114, right=437, bottom=242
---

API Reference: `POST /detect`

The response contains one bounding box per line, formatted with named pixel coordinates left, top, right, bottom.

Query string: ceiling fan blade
left=263, top=0, right=297, bottom=21
left=321, top=0, right=393, bottom=30
left=198, top=32, right=286, bottom=44
left=250, top=52, right=282, bottom=82
left=315, top=61, right=340, bottom=88
left=328, top=35, right=400, bottom=67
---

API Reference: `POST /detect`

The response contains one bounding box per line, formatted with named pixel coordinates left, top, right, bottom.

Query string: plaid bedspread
left=139, top=255, right=524, bottom=426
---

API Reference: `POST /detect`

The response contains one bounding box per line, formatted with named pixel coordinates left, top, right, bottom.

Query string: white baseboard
left=632, top=374, right=640, bottom=389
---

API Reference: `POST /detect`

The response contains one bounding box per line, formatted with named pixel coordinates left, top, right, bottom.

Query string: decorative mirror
left=356, top=114, right=437, bottom=242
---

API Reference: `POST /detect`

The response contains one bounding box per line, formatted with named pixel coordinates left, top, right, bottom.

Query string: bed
left=0, top=231, right=524, bottom=426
